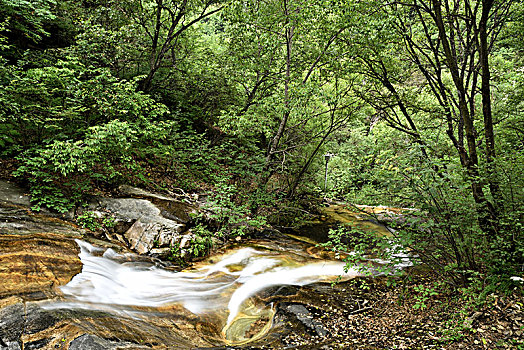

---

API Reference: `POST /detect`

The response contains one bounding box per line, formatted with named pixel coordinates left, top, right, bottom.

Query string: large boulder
left=87, top=186, right=199, bottom=255
left=118, top=185, right=197, bottom=223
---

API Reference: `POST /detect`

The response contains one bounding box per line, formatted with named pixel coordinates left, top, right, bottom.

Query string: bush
left=14, top=120, right=141, bottom=212
left=323, top=125, right=524, bottom=292
left=0, top=59, right=168, bottom=150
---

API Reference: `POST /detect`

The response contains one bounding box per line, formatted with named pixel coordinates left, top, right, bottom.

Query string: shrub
left=14, top=120, right=140, bottom=212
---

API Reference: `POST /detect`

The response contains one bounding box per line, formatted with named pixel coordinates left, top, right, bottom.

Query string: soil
left=249, top=272, right=524, bottom=350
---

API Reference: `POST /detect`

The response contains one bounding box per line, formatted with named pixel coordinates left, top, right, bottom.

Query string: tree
left=346, top=0, right=515, bottom=237
left=332, top=0, right=523, bottom=283
left=116, top=0, right=224, bottom=92
left=221, top=0, right=358, bottom=196
left=0, top=0, right=56, bottom=44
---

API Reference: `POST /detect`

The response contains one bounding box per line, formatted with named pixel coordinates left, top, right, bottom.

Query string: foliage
left=411, top=284, right=439, bottom=310
left=192, top=174, right=269, bottom=241
left=0, top=0, right=522, bottom=302
left=0, top=0, right=56, bottom=43
left=220, top=0, right=358, bottom=193
left=77, top=210, right=115, bottom=232
left=14, top=120, right=141, bottom=212
left=321, top=223, right=410, bottom=278
left=317, top=0, right=524, bottom=292
left=324, top=129, right=523, bottom=288
left=188, top=224, right=213, bottom=257
left=0, top=58, right=168, bottom=150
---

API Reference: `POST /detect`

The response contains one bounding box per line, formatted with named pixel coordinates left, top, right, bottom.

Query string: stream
left=44, top=238, right=361, bottom=347
left=0, top=184, right=412, bottom=349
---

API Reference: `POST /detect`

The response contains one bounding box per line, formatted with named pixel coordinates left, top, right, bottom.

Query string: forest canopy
left=0, top=0, right=522, bottom=291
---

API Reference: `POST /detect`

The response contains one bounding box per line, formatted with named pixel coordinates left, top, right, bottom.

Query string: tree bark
left=479, top=0, right=502, bottom=213
left=432, top=0, right=498, bottom=237
left=264, top=24, right=294, bottom=169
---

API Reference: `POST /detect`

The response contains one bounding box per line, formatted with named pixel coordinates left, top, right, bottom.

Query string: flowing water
left=0, top=194, right=413, bottom=349
left=45, top=239, right=361, bottom=346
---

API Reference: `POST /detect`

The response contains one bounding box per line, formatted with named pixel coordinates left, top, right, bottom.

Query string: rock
left=0, top=205, right=84, bottom=236
left=24, top=338, right=51, bottom=349
left=0, top=342, right=21, bottom=350
left=0, top=181, right=203, bottom=256
left=273, top=285, right=299, bottom=297
left=23, top=304, right=61, bottom=335
left=69, top=334, right=110, bottom=350
left=0, top=303, right=63, bottom=349
left=113, top=220, right=134, bottom=235
left=0, top=180, right=78, bottom=221
left=89, top=197, right=186, bottom=254
left=69, top=334, right=150, bottom=350
left=124, top=220, right=182, bottom=254
left=119, top=185, right=175, bottom=201
left=0, top=181, right=199, bottom=256
left=124, top=220, right=183, bottom=255
left=179, top=234, right=192, bottom=249
left=118, top=185, right=197, bottom=223
left=0, top=181, right=30, bottom=207
left=0, top=303, right=24, bottom=345
left=158, top=226, right=177, bottom=246
left=284, top=304, right=329, bottom=337
left=0, top=234, right=82, bottom=299
left=91, top=197, right=162, bottom=224
left=150, top=247, right=171, bottom=256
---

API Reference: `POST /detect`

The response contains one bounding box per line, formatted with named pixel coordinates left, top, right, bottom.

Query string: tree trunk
left=479, top=0, right=502, bottom=213
left=264, top=25, right=294, bottom=173
left=432, top=0, right=497, bottom=237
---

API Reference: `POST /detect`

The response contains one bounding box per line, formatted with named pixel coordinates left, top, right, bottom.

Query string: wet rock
left=23, top=338, right=50, bottom=350
left=69, top=334, right=149, bottom=350
left=0, top=300, right=212, bottom=350
left=0, top=204, right=84, bottom=236
left=0, top=234, right=82, bottom=298
left=0, top=342, right=21, bottom=350
left=0, top=303, right=24, bottom=345
left=69, top=334, right=109, bottom=350
left=1, top=302, right=73, bottom=348
left=24, top=304, right=61, bottom=335
left=273, top=285, right=299, bottom=297
left=284, top=204, right=395, bottom=244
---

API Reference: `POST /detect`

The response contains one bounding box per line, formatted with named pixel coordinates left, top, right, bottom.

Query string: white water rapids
left=50, top=239, right=360, bottom=340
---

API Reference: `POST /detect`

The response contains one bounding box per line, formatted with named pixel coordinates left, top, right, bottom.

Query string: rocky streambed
left=0, top=180, right=414, bottom=350
left=2, top=181, right=522, bottom=350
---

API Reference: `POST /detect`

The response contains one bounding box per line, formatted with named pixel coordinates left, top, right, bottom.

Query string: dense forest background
left=0, top=0, right=522, bottom=296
